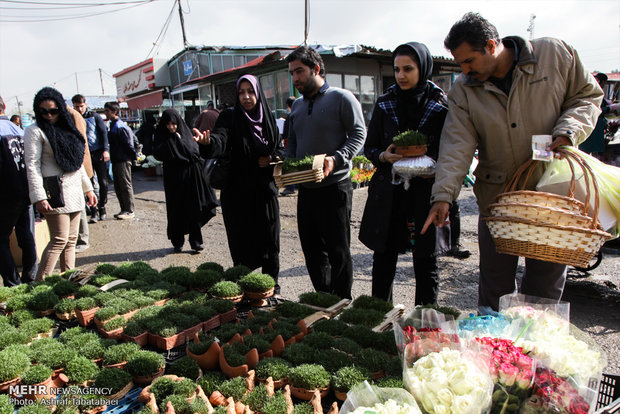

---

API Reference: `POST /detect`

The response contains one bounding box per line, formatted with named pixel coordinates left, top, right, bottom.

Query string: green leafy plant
left=0, top=327, right=29, bottom=349
left=222, top=265, right=252, bottom=282
left=275, top=302, right=315, bottom=319
left=96, top=263, right=117, bottom=274
left=150, top=376, right=177, bottom=403
left=297, top=292, right=341, bottom=308
left=74, top=284, right=99, bottom=299
left=222, top=345, right=248, bottom=367
left=197, top=262, right=224, bottom=274
left=95, top=306, right=119, bottom=322
left=317, top=349, right=354, bottom=373
left=126, top=351, right=165, bottom=376
left=288, top=364, right=330, bottom=389
left=339, top=307, right=385, bottom=327
left=146, top=319, right=180, bottom=338
left=103, top=343, right=141, bottom=365
left=281, top=156, right=315, bottom=174
left=75, top=297, right=98, bottom=311
left=0, top=394, right=13, bottom=414
left=64, top=355, right=99, bottom=384
left=270, top=320, right=301, bottom=341
left=332, top=337, right=362, bottom=356
left=20, top=364, right=53, bottom=385
left=123, top=321, right=147, bottom=337
left=207, top=298, right=235, bottom=314
left=262, top=394, right=288, bottom=414
left=331, top=366, right=370, bottom=392
left=8, top=309, right=38, bottom=326
left=219, top=376, right=247, bottom=400
left=243, top=335, right=270, bottom=354
left=58, top=326, right=87, bottom=344
left=376, top=330, right=398, bottom=355
left=282, top=343, right=315, bottom=366
left=189, top=270, right=222, bottom=290
left=242, top=384, right=271, bottom=412
left=187, top=332, right=214, bottom=355
left=162, top=266, right=192, bottom=287
left=17, top=403, right=52, bottom=414
left=167, top=357, right=201, bottom=381
left=166, top=313, right=200, bottom=330
left=94, top=367, right=132, bottom=394
left=54, top=298, right=77, bottom=314
left=198, top=370, right=227, bottom=396
left=160, top=395, right=189, bottom=414
left=355, top=349, right=389, bottom=373
left=416, top=303, right=461, bottom=319
left=392, top=130, right=427, bottom=146
left=76, top=338, right=107, bottom=360
left=293, top=403, right=314, bottom=414
left=312, top=319, right=348, bottom=337
left=342, top=325, right=378, bottom=348
left=375, top=376, right=404, bottom=389
left=209, top=281, right=242, bottom=298
left=20, top=317, right=55, bottom=337
left=90, top=274, right=118, bottom=287
left=52, top=280, right=79, bottom=297
left=34, top=343, right=77, bottom=370
left=5, top=293, right=32, bottom=312
left=194, top=305, right=217, bottom=322
left=188, top=397, right=210, bottom=414
left=238, top=273, right=275, bottom=293
left=300, top=332, right=334, bottom=350
left=103, top=316, right=127, bottom=332
left=255, top=357, right=290, bottom=381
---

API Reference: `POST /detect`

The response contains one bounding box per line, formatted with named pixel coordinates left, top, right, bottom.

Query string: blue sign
left=183, top=60, right=193, bottom=76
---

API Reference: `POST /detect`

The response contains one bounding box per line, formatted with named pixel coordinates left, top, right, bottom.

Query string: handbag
left=206, top=157, right=231, bottom=190
left=43, top=175, right=65, bottom=208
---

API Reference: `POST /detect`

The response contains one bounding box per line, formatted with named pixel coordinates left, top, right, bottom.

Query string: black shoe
left=173, top=245, right=183, bottom=253
left=190, top=242, right=204, bottom=252
left=448, top=247, right=471, bottom=259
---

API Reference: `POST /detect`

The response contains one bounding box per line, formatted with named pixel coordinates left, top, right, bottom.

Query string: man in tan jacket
left=422, top=12, right=603, bottom=312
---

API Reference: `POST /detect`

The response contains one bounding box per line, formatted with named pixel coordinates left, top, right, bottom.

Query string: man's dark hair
left=286, top=96, right=296, bottom=108
left=0, top=95, right=5, bottom=111
left=595, top=73, right=608, bottom=83
left=10, top=115, right=20, bottom=123
left=444, top=12, right=500, bottom=52
left=104, top=101, right=120, bottom=114
left=286, top=46, right=325, bottom=77
left=71, top=94, right=86, bottom=104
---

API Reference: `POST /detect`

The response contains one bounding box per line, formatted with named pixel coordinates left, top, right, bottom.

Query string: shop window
left=222, top=55, right=234, bottom=71
left=326, top=73, right=342, bottom=88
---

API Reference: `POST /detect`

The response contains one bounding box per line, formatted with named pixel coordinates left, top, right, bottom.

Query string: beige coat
left=23, top=125, right=93, bottom=214
left=431, top=36, right=603, bottom=216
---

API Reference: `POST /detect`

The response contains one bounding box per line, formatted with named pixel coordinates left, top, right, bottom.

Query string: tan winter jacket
left=431, top=36, right=603, bottom=216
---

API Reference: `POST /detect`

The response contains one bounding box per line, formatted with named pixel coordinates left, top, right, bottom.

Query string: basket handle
left=557, top=148, right=601, bottom=230
left=505, top=157, right=577, bottom=200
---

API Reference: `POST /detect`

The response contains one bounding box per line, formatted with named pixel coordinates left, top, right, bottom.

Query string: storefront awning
left=126, top=90, right=164, bottom=110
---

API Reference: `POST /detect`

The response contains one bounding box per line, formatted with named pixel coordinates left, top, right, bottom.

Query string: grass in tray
left=281, top=156, right=315, bottom=174
left=392, top=130, right=427, bottom=146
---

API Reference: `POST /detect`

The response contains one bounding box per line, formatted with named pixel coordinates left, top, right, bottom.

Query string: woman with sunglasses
left=23, top=87, right=96, bottom=280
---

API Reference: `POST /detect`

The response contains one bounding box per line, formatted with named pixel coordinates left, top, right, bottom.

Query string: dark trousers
left=371, top=250, right=438, bottom=305
left=112, top=161, right=135, bottom=213
left=297, top=179, right=353, bottom=299
left=91, top=150, right=109, bottom=210
left=170, top=225, right=203, bottom=249
left=0, top=201, right=37, bottom=286
left=449, top=200, right=461, bottom=247
left=478, top=217, right=567, bottom=310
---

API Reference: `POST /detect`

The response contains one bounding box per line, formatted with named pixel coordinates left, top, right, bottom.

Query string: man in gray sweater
left=285, top=46, right=367, bottom=299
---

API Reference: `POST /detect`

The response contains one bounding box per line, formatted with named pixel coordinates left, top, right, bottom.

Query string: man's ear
left=486, top=39, right=497, bottom=55
left=313, top=64, right=321, bottom=75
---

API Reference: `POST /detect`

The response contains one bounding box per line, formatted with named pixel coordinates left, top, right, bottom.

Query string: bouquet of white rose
left=341, top=381, right=422, bottom=414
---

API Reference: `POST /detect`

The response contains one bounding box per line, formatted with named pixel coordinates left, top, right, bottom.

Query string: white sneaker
left=75, top=244, right=90, bottom=253
left=116, top=211, right=135, bottom=220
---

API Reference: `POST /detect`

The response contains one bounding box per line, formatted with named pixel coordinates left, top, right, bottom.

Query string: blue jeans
left=0, top=200, right=37, bottom=286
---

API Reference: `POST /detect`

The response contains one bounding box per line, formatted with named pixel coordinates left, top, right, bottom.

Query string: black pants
left=170, top=225, right=203, bottom=249
left=91, top=150, right=109, bottom=210
left=0, top=201, right=37, bottom=286
left=297, top=179, right=353, bottom=299
left=449, top=200, right=462, bottom=247
left=371, top=250, right=438, bottom=305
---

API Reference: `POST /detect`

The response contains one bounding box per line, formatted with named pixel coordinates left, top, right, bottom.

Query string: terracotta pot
left=98, top=327, right=124, bottom=340
left=153, top=299, right=169, bottom=307
left=187, top=340, right=221, bottom=371
left=270, top=335, right=285, bottom=357
left=258, top=349, right=273, bottom=360
left=284, top=336, right=296, bottom=347
left=257, top=376, right=287, bottom=389
left=297, top=319, right=308, bottom=336
left=36, top=309, right=54, bottom=317
left=218, top=347, right=248, bottom=378
left=0, top=377, right=20, bottom=393
left=108, top=380, right=134, bottom=401
left=55, top=311, right=76, bottom=321
left=93, top=358, right=103, bottom=367
left=149, top=332, right=185, bottom=351
left=20, top=375, right=55, bottom=401
left=213, top=294, right=243, bottom=303
left=227, top=333, right=243, bottom=345
left=75, top=307, right=99, bottom=327
left=244, top=288, right=274, bottom=301
left=183, top=324, right=203, bottom=341
left=120, top=331, right=149, bottom=347
left=219, top=308, right=238, bottom=324
left=371, top=370, right=385, bottom=380
left=289, top=385, right=329, bottom=401
left=334, top=390, right=348, bottom=401
left=203, top=315, right=220, bottom=332
left=103, top=361, right=128, bottom=370
left=394, top=144, right=427, bottom=157
left=245, top=348, right=259, bottom=370
left=132, top=366, right=165, bottom=386
left=83, top=405, right=107, bottom=414
left=121, top=309, right=139, bottom=320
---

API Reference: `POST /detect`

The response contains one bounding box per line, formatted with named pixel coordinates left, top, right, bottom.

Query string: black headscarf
left=33, top=87, right=85, bottom=172
left=234, top=74, right=279, bottom=156
left=154, top=108, right=201, bottom=163
left=392, top=42, right=434, bottom=131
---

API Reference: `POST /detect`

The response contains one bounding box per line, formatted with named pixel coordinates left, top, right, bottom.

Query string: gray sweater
left=285, top=83, right=366, bottom=188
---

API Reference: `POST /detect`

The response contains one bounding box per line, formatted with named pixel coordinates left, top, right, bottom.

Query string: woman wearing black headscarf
left=194, top=74, right=284, bottom=293
left=359, top=42, right=450, bottom=304
left=23, top=87, right=97, bottom=280
left=153, top=109, right=217, bottom=253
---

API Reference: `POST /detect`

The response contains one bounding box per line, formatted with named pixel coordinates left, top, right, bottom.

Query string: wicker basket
left=274, top=154, right=325, bottom=188
left=485, top=149, right=612, bottom=267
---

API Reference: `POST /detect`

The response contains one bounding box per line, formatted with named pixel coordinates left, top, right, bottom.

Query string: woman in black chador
left=153, top=109, right=217, bottom=253
left=359, top=42, right=450, bottom=304
left=194, top=74, right=284, bottom=293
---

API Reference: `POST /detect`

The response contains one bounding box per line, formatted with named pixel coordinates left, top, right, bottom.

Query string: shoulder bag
left=43, top=174, right=65, bottom=208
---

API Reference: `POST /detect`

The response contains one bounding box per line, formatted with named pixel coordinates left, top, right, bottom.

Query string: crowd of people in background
left=1, top=12, right=610, bottom=312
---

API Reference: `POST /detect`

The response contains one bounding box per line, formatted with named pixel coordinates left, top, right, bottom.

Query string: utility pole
left=99, top=68, right=105, bottom=95
left=304, top=0, right=309, bottom=46
left=527, top=14, right=536, bottom=40
left=177, top=0, right=188, bottom=48
left=75, top=72, right=79, bottom=93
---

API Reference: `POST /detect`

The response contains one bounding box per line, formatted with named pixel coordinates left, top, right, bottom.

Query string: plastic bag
left=341, top=381, right=422, bottom=414
left=391, top=156, right=436, bottom=190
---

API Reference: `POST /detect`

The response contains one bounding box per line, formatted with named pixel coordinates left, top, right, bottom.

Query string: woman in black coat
left=194, top=74, right=284, bottom=293
left=153, top=109, right=217, bottom=253
left=359, top=42, right=450, bottom=305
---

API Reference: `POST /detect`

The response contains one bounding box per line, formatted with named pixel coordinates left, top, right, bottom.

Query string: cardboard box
left=9, top=220, right=50, bottom=266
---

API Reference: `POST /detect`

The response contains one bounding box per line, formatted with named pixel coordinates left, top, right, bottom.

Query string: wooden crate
left=274, top=154, right=325, bottom=188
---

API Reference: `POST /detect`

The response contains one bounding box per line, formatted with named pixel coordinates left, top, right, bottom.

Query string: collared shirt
left=488, top=38, right=520, bottom=96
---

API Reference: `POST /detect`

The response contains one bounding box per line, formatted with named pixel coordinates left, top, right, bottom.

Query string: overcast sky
left=1, top=0, right=618, bottom=113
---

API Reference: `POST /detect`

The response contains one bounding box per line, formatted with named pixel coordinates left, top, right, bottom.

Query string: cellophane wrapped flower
left=475, top=337, right=536, bottom=413
left=341, top=381, right=422, bottom=414
left=404, top=347, right=493, bottom=414
left=402, top=326, right=460, bottom=366
left=520, top=367, right=591, bottom=414
left=458, top=314, right=510, bottom=341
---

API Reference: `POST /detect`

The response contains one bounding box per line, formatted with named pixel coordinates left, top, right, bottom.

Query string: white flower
left=350, top=399, right=422, bottom=414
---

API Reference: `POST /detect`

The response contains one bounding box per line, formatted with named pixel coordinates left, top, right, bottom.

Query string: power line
left=145, top=0, right=176, bottom=59
left=0, top=0, right=153, bottom=5
left=0, top=0, right=157, bottom=22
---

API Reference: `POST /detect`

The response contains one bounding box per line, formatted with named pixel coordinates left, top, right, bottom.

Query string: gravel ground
left=76, top=170, right=620, bottom=374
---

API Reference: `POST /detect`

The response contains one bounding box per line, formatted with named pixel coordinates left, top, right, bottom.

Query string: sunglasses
left=38, top=107, right=60, bottom=116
